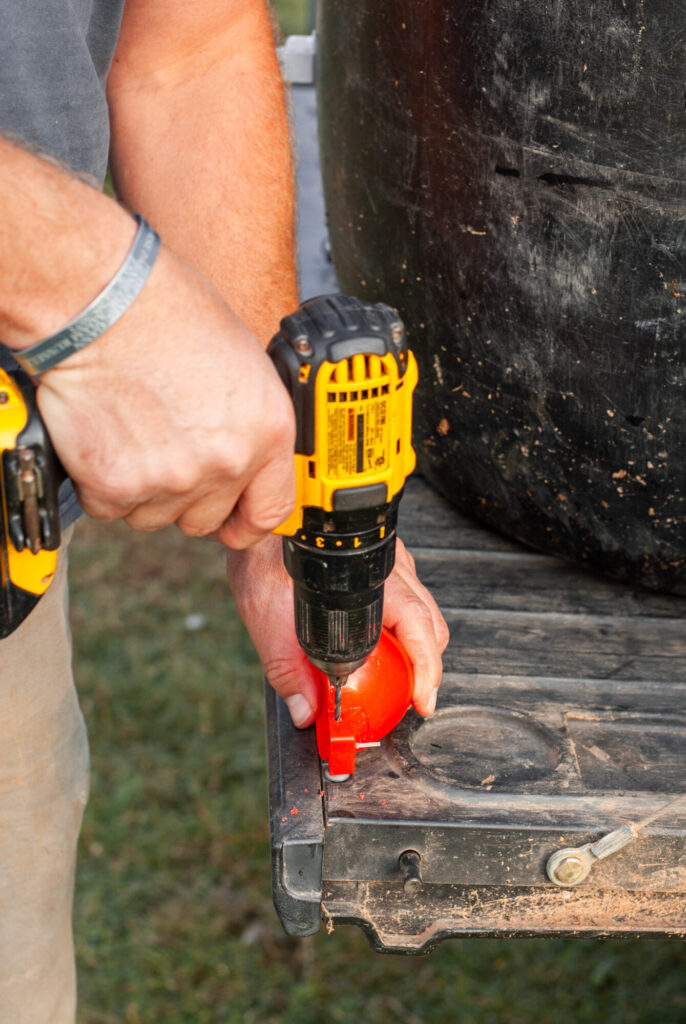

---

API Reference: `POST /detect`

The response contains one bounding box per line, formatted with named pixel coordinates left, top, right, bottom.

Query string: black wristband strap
left=14, top=213, right=161, bottom=376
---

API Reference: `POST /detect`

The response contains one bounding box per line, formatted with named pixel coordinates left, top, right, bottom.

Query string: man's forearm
left=107, top=0, right=298, bottom=346
left=0, top=139, right=135, bottom=350
left=0, top=129, right=298, bottom=547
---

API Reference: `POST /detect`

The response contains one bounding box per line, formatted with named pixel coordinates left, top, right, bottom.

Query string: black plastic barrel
left=317, top=0, right=686, bottom=592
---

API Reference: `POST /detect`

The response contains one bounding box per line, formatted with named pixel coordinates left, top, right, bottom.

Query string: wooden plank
left=566, top=714, right=686, bottom=792
left=438, top=672, right=686, bottom=713
left=412, top=548, right=686, bottom=619
left=398, top=476, right=521, bottom=552
left=441, top=608, right=686, bottom=681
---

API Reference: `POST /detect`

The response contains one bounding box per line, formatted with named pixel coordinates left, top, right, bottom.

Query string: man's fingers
left=74, top=486, right=137, bottom=523
left=216, top=452, right=296, bottom=549
left=393, top=539, right=450, bottom=654
left=226, top=535, right=320, bottom=727
left=383, top=551, right=449, bottom=717
left=81, top=433, right=295, bottom=541
left=395, top=537, right=417, bottom=575
left=174, top=485, right=245, bottom=538
left=393, top=546, right=450, bottom=655
left=259, top=651, right=320, bottom=727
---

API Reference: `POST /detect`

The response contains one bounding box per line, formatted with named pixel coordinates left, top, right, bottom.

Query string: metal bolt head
left=390, top=323, right=404, bottom=347
left=0, top=391, right=8, bottom=405
left=546, top=848, right=591, bottom=887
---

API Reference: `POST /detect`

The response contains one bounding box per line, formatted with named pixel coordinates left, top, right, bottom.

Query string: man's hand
left=37, top=244, right=296, bottom=549
left=226, top=535, right=449, bottom=726
left=384, top=540, right=450, bottom=715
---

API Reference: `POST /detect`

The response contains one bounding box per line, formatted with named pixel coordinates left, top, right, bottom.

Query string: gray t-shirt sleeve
left=0, top=0, right=124, bottom=182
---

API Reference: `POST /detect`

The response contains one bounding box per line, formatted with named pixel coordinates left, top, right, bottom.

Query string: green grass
left=70, top=517, right=686, bottom=1023
left=271, top=0, right=311, bottom=37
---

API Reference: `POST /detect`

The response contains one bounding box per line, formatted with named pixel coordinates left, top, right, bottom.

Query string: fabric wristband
left=14, top=213, right=161, bottom=376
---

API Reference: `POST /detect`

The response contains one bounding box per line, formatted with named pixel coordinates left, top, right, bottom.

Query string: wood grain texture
left=270, top=475, right=686, bottom=944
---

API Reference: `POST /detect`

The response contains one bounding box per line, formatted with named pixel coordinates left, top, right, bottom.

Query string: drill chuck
left=283, top=496, right=401, bottom=677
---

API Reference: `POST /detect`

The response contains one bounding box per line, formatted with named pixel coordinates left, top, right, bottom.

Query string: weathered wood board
left=267, top=476, right=686, bottom=950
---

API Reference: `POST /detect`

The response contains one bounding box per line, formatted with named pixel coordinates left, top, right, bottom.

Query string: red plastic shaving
left=304, top=788, right=309, bottom=794
left=381, top=800, right=387, bottom=806
left=281, top=816, right=287, bottom=822
left=359, top=793, right=365, bottom=800
left=290, top=807, right=299, bottom=816
left=319, top=789, right=325, bottom=797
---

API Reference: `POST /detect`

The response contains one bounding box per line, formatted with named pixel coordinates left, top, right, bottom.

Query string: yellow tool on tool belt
left=0, top=367, right=62, bottom=638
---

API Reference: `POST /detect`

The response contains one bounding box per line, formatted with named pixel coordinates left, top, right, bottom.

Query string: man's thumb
left=262, top=652, right=320, bottom=728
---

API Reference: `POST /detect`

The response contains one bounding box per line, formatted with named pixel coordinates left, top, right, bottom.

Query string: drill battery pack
left=0, top=367, right=62, bottom=639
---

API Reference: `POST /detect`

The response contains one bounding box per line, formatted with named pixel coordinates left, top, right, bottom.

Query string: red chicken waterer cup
left=314, top=627, right=414, bottom=779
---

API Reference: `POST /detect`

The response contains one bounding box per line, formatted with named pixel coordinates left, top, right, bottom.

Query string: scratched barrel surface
left=317, top=0, right=686, bottom=591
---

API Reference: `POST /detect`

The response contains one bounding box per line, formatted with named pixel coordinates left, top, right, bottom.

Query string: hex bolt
left=547, top=850, right=591, bottom=887
left=399, top=849, right=423, bottom=892
left=0, top=391, right=8, bottom=404
left=390, top=323, right=404, bottom=347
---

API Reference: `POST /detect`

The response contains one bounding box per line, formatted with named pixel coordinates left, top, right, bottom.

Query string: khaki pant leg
left=0, top=526, right=88, bottom=1024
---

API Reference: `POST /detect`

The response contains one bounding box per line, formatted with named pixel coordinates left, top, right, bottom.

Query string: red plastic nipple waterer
left=314, top=627, right=414, bottom=779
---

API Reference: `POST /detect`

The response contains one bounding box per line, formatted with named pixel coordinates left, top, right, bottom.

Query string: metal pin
left=18, top=449, right=42, bottom=554
left=399, top=850, right=423, bottom=892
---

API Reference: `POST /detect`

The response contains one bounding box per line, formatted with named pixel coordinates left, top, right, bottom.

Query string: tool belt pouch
left=0, top=367, right=62, bottom=638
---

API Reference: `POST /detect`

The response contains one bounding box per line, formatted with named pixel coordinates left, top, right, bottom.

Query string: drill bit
left=329, top=674, right=348, bottom=721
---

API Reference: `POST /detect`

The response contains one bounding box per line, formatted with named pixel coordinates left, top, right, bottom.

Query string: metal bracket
left=547, top=794, right=686, bottom=887
left=546, top=824, right=638, bottom=887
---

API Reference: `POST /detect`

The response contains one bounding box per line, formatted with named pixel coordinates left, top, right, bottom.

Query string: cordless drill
left=0, top=367, right=62, bottom=638
left=0, top=295, right=418, bottom=711
left=268, top=295, right=417, bottom=718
